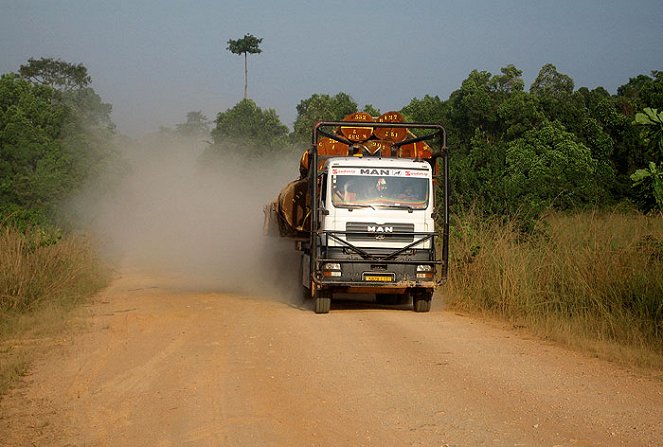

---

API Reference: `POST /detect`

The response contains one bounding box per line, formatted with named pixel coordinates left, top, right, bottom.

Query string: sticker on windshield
left=331, top=168, right=427, bottom=177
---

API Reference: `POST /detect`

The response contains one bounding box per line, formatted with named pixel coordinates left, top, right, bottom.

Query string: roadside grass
left=445, top=209, right=663, bottom=370
left=0, top=226, right=109, bottom=397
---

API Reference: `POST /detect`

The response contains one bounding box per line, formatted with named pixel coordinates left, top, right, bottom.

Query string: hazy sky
left=1, top=0, right=662, bottom=136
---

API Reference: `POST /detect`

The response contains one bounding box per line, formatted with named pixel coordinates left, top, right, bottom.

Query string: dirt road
left=1, top=269, right=662, bottom=446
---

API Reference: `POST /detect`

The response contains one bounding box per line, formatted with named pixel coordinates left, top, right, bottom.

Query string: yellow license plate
left=364, top=274, right=394, bottom=282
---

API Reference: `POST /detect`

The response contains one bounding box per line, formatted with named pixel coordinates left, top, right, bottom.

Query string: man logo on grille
left=367, top=225, right=393, bottom=233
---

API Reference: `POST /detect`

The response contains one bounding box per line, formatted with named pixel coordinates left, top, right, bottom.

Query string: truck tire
left=413, top=290, right=432, bottom=313
left=314, top=289, right=331, bottom=314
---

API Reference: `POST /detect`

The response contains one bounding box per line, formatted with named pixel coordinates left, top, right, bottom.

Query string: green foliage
left=504, top=123, right=599, bottom=218
left=611, top=73, right=663, bottom=196
left=630, top=162, right=663, bottom=212
left=619, top=71, right=663, bottom=112
left=433, top=63, right=630, bottom=225
left=362, top=103, right=380, bottom=117
left=634, top=107, right=663, bottom=153
left=226, top=34, right=263, bottom=56
left=0, top=74, right=70, bottom=225
left=530, top=63, right=574, bottom=96
left=211, top=99, right=289, bottom=155
left=401, top=95, right=446, bottom=124
left=447, top=69, right=498, bottom=143
left=630, top=107, right=663, bottom=212
left=496, top=91, right=545, bottom=139
left=2, top=59, right=118, bottom=229
left=452, top=129, right=509, bottom=214
left=444, top=66, right=530, bottom=150
left=292, top=92, right=358, bottom=143
left=19, top=57, right=91, bottom=92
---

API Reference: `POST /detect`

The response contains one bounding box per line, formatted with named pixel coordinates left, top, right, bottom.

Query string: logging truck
left=265, top=112, right=449, bottom=313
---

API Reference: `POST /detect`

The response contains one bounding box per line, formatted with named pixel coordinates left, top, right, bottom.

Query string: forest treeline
left=2, top=58, right=661, bottom=234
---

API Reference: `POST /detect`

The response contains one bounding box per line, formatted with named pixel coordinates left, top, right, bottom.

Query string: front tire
left=314, top=289, right=331, bottom=314
left=413, top=290, right=432, bottom=313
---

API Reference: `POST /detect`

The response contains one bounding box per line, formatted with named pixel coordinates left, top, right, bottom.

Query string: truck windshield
left=331, top=174, right=429, bottom=210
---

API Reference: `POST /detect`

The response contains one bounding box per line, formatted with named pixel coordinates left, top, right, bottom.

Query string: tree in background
left=227, top=34, right=263, bottom=100
left=609, top=71, right=663, bottom=199
left=176, top=111, right=211, bottom=138
left=630, top=108, right=663, bottom=212
left=292, top=92, right=358, bottom=143
left=401, top=95, right=447, bottom=124
left=504, top=123, right=599, bottom=218
left=530, top=63, right=574, bottom=97
left=211, top=99, right=288, bottom=155
left=409, top=63, right=622, bottom=227
left=19, top=57, right=91, bottom=92
left=1, top=58, right=118, bottom=228
left=19, top=58, right=117, bottom=200
left=362, top=104, right=381, bottom=117
left=0, top=73, right=70, bottom=225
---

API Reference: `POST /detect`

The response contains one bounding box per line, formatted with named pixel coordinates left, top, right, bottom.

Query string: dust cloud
left=71, top=135, right=302, bottom=299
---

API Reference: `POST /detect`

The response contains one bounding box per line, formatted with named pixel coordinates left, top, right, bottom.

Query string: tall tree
left=227, top=34, right=263, bottom=100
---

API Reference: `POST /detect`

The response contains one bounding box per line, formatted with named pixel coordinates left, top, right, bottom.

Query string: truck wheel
left=314, top=290, right=331, bottom=314
left=413, top=290, right=432, bottom=313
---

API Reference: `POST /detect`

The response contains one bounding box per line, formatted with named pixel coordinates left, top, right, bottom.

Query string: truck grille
left=346, top=222, right=414, bottom=242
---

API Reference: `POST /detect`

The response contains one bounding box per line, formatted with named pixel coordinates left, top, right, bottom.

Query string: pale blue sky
left=1, top=0, right=662, bottom=136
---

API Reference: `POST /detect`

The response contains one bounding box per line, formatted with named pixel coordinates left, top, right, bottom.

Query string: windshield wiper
left=387, top=204, right=415, bottom=212
left=337, top=203, right=377, bottom=211
left=350, top=204, right=377, bottom=210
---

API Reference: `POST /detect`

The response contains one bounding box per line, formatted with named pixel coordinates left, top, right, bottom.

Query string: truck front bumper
left=315, top=258, right=437, bottom=291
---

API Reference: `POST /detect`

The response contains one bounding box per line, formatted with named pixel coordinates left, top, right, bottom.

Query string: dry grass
left=446, top=209, right=663, bottom=369
left=0, top=226, right=109, bottom=396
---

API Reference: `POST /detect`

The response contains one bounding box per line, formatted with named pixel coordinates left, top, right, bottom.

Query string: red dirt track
left=1, top=269, right=662, bottom=446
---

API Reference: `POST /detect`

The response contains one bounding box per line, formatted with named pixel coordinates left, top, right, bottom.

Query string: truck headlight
left=323, top=262, right=341, bottom=277
left=416, top=264, right=433, bottom=279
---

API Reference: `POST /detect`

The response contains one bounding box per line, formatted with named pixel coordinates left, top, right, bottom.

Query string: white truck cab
left=301, top=119, right=450, bottom=313
left=266, top=116, right=448, bottom=313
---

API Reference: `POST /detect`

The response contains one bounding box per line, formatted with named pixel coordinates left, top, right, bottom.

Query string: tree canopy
left=227, top=34, right=263, bottom=100
left=292, top=93, right=358, bottom=143
left=3, top=57, right=663, bottom=229
left=19, top=57, right=91, bottom=92
left=211, top=99, right=288, bottom=155
left=2, top=59, right=118, bottom=228
left=1, top=73, right=74, bottom=224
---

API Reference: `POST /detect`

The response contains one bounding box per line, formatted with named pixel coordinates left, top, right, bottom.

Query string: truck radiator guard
left=318, top=230, right=441, bottom=264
